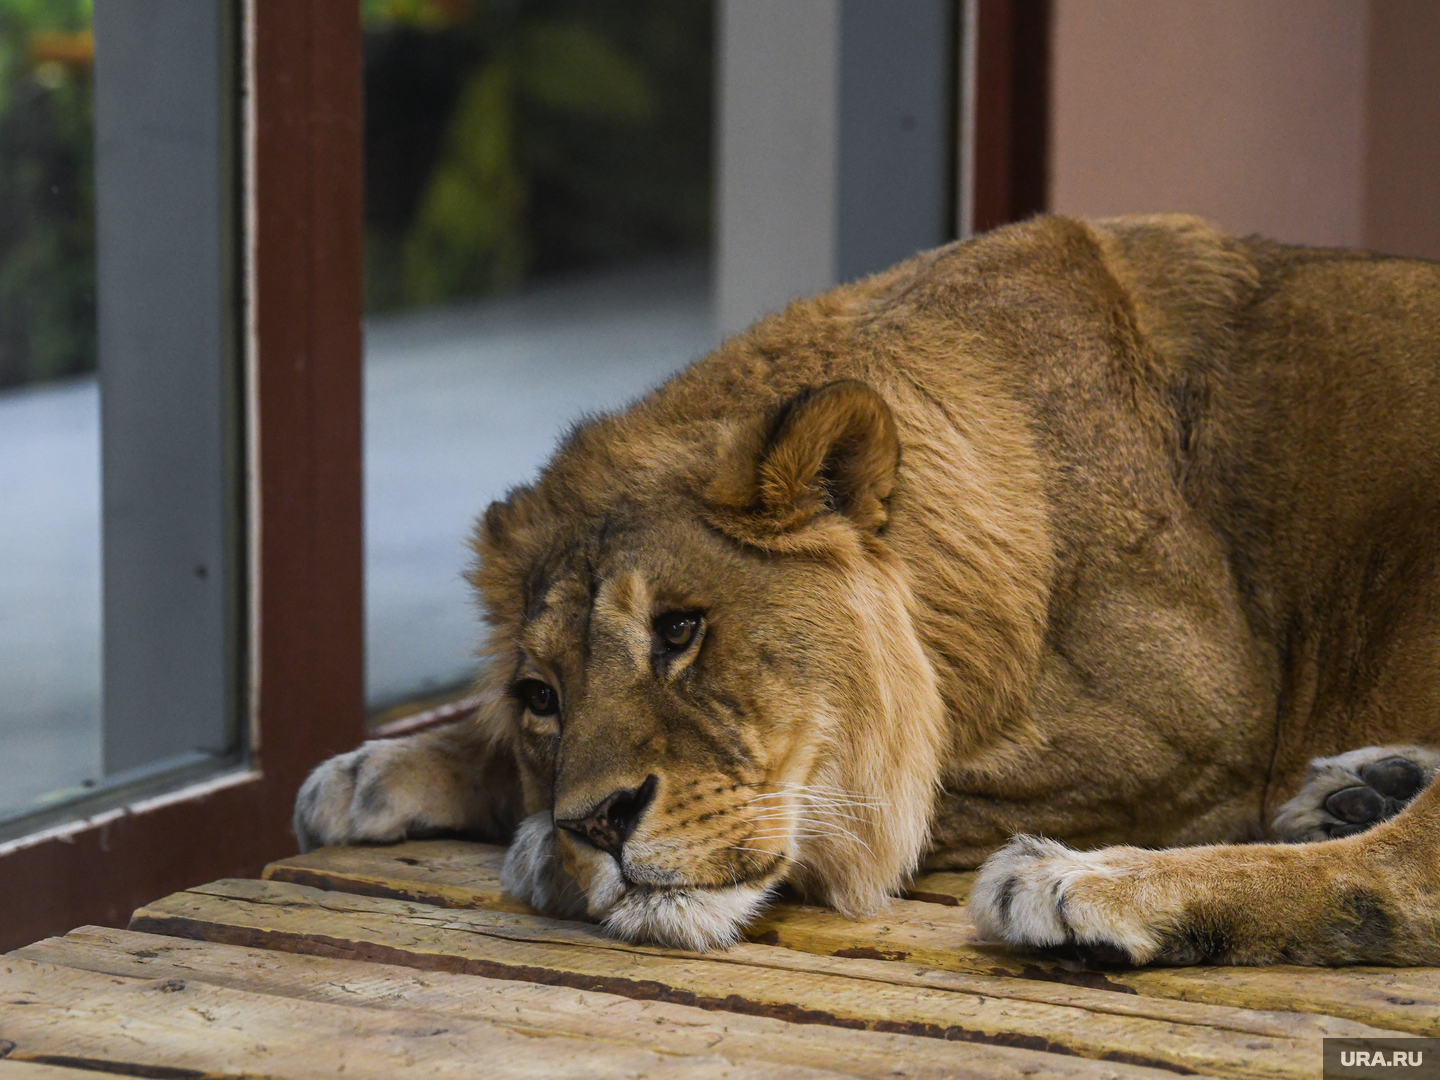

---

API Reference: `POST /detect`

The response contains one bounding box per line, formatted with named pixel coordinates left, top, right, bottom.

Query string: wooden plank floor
left=4, top=840, right=1438, bottom=1078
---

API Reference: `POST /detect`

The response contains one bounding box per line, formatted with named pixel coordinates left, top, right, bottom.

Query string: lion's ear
left=478, top=483, right=543, bottom=559
left=707, top=380, right=899, bottom=540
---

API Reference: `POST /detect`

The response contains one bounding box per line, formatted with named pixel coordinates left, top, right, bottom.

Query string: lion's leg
left=1271, top=745, right=1440, bottom=842
left=969, top=767, right=1440, bottom=966
left=293, top=721, right=523, bottom=852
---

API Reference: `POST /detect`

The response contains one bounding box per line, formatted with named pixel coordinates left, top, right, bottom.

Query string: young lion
left=296, top=214, right=1440, bottom=964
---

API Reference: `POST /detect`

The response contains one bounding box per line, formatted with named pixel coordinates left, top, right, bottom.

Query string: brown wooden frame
left=0, top=0, right=1053, bottom=952
left=972, top=0, right=1052, bottom=232
left=0, top=0, right=365, bottom=952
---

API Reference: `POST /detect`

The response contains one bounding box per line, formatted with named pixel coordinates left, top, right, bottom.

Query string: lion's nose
left=555, top=775, right=658, bottom=858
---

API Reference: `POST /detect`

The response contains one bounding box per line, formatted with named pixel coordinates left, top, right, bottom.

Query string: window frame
left=0, top=0, right=365, bottom=952
left=0, top=0, right=1049, bottom=952
left=966, top=0, right=1051, bottom=234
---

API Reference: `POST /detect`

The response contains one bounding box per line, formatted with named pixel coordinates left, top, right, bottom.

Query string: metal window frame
left=0, top=0, right=365, bottom=953
left=716, top=0, right=1051, bottom=336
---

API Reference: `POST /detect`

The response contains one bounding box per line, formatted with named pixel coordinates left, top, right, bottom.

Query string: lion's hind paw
left=1271, top=745, right=1440, bottom=843
left=969, top=836, right=1162, bottom=967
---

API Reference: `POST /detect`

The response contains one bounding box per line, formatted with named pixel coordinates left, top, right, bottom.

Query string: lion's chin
left=586, top=838, right=775, bottom=951
left=501, top=811, right=775, bottom=951
left=600, top=880, right=774, bottom=952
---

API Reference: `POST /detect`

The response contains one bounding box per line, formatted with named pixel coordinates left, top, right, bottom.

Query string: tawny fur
left=296, top=214, right=1440, bottom=962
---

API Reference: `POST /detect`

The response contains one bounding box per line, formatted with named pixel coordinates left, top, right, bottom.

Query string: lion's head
left=470, top=379, right=950, bottom=949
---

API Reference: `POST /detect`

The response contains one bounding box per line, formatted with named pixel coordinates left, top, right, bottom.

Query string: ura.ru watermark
left=1324, top=1039, right=1439, bottom=1079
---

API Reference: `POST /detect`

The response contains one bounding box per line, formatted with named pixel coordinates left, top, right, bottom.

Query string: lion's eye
left=517, top=680, right=559, bottom=716
left=654, top=611, right=701, bottom=651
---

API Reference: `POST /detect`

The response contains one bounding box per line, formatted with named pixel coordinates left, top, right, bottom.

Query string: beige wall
left=1050, top=0, right=1440, bottom=259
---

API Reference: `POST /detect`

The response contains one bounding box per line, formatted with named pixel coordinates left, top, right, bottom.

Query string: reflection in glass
left=0, top=0, right=99, bottom=820
left=362, top=0, right=716, bottom=716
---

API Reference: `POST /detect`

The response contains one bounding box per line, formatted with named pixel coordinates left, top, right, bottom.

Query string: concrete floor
left=363, top=257, right=715, bottom=708
left=0, top=379, right=103, bottom=818
left=0, top=258, right=715, bottom=819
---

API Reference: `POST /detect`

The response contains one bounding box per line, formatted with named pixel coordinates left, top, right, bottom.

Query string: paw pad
left=1321, top=757, right=1426, bottom=838
left=1324, top=785, right=1385, bottom=825
left=1274, top=749, right=1438, bottom=843
left=1360, top=756, right=1425, bottom=801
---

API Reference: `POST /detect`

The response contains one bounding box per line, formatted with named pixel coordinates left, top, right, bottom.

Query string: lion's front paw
left=293, top=740, right=464, bottom=852
left=969, top=836, right=1165, bottom=966
left=500, top=811, right=592, bottom=920
left=1272, top=745, right=1440, bottom=843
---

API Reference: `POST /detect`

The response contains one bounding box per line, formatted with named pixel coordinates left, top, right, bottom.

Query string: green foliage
left=0, top=0, right=712, bottom=382
left=364, top=0, right=711, bottom=311
left=516, top=20, right=655, bottom=122
left=0, top=0, right=95, bottom=388
left=401, top=62, right=526, bottom=304
left=361, top=0, right=464, bottom=31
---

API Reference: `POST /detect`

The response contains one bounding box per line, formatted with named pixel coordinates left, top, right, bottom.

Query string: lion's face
left=472, top=382, right=949, bottom=949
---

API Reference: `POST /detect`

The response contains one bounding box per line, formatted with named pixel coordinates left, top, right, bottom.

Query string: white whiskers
left=727, top=781, right=882, bottom=858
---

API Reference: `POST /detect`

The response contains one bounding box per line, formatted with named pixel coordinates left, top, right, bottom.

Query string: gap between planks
left=120, top=876, right=1412, bottom=1080
left=262, top=841, right=974, bottom=912
left=258, top=839, right=1440, bottom=1036
left=0, top=953, right=842, bottom=1080
left=12, top=928, right=1191, bottom=1080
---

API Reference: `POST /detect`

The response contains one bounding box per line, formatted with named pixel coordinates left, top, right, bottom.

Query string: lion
left=295, top=214, right=1440, bottom=965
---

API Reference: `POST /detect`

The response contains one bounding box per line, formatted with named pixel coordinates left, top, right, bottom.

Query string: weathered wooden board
left=125, top=877, right=1410, bottom=1079
left=743, top=897, right=1440, bottom=1034
left=0, top=1063, right=112, bottom=1079
left=143, top=876, right=1377, bottom=1037
left=17, top=837, right=1438, bottom=1078
left=0, top=955, right=844, bottom=1080
left=261, top=840, right=977, bottom=910
left=260, top=841, right=1440, bottom=1035
left=17, top=927, right=1192, bottom=1080
left=237, top=877, right=1420, bottom=1039
left=263, top=841, right=532, bottom=914
left=905, top=869, right=974, bottom=906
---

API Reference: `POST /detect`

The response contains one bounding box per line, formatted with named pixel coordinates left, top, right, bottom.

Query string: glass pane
left=363, top=0, right=717, bottom=717
left=93, top=1, right=242, bottom=783
left=0, top=1, right=101, bottom=819
left=0, top=1, right=243, bottom=835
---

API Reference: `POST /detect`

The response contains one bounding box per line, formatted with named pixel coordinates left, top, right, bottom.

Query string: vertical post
left=94, top=1, right=242, bottom=776
left=251, top=0, right=367, bottom=802
left=834, top=0, right=957, bottom=283
left=715, top=0, right=841, bottom=338
left=967, top=0, right=1051, bottom=235
left=716, top=0, right=958, bottom=336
